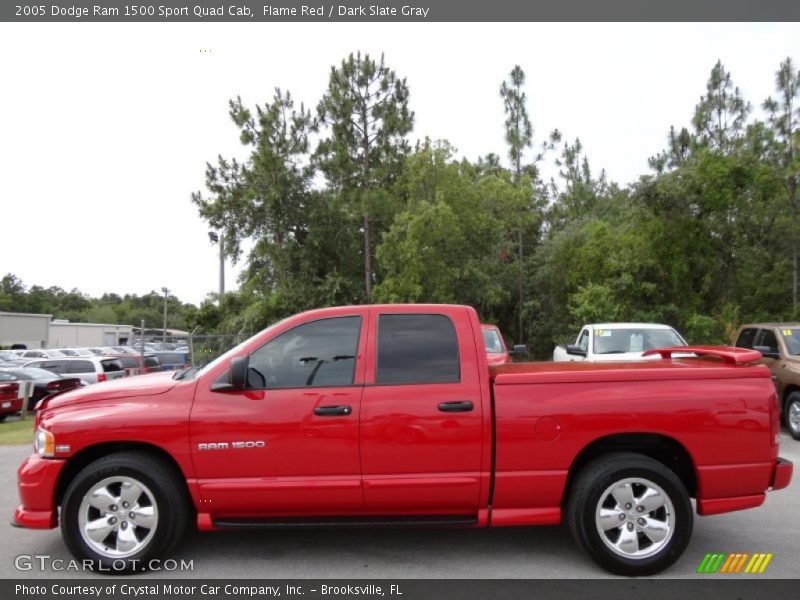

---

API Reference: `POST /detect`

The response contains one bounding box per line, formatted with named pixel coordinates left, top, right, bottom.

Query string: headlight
left=33, top=428, right=55, bottom=457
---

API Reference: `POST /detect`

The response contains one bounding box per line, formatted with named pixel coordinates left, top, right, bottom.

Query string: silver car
left=23, top=356, right=125, bottom=384
left=18, top=349, right=67, bottom=359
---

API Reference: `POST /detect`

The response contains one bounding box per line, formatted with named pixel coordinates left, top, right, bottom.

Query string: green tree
left=316, top=52, right=414, bottom=301
left=193, top=88, right=316, bottom=286
left=499, top=65, right=554, bottom=342
left=692, top=60, right=750, bottom=152
left=373, top=141, right=507, bottom=314
left=764, top=57, right=800, bottom=308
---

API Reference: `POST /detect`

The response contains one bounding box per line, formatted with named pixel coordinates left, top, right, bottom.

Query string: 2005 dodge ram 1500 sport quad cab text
left=13, top=305, right=793, bottom=575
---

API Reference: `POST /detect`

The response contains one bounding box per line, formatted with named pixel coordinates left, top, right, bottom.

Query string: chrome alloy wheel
left=595, top=477, right=675, bottom=559
left=789, top=401, right=800, bottom=434
left=77, top=476, right=158, bottom=558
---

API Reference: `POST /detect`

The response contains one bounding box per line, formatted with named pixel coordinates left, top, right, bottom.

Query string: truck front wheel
left=61, top=451, right=189, bottom=572
left=567, top=452, right=693, bottom=576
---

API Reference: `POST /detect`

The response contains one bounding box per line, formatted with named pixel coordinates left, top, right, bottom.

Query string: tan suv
left=734, top=323, right=800, bottom=440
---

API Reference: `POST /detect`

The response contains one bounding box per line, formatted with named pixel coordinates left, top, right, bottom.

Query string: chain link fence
left=187, top=333, right=246, bottom=367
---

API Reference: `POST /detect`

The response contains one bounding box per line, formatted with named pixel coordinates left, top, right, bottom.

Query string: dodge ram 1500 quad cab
left=14, top=305, right=793, bottom=575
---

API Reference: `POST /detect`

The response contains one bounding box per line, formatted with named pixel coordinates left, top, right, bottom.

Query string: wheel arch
left=55, top=442, right=192, bottom=508
left=563, top=433, right=697, bottom=505
left=782, top=384, right=800, bottom=407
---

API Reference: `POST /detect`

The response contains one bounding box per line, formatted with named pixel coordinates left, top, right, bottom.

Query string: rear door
left=360, top=306, right=485, bottom=514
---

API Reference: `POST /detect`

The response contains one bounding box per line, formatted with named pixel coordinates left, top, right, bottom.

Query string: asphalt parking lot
left=0, top=434, right=797, bottom=579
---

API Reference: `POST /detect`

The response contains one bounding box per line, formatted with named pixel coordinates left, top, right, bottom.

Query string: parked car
left=553, top=323, right=689, bottom=362
left=480, top=323, right=527, bottom=366
left=734, top=323, right=800, bottom=440
left=18, top=349, right=67, bottom=360
left=58, top=348, right=96, bottom=358
left=151, top=351, right=191, bottom=371
left=0, top=351, right=27, bottom=366
left=0, top=368, right=83, bottom=410
left=0, top=372, right=21, bottom=421
left=16, top=304, right=792, bottom=575
left=103, top=353, right=161, bottom=376
left=22, top=357, right=126, bottom=385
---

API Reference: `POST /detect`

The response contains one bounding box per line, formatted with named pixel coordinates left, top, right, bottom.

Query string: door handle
left=437, top=400, right=474, bottom=412
left=313, top=405, right=352, bottom=416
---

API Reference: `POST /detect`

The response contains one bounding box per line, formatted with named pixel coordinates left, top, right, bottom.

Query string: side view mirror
left=508, top=344, right=528, bottom=357
left=566, top=344, right=587, bottom=357
left=210, top=355, right=249, bottom=392
left=753, top=345, right=780, bottom=360
left=229, top=356, right=249, bottom=389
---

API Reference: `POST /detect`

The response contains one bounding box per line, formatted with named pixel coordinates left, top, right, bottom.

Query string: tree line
left=5, top=54, right=798, bottom=358
left=0, top=274, right=196, bottom=333
left=190, top=53, right=799, bottom=356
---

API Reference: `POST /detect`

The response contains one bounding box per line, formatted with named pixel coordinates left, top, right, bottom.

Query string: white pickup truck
left=553, top=322, right=689, bottom=362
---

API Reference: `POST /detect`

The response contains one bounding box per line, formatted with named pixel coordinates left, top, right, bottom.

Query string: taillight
left=97, top=373, right=106, bottom=383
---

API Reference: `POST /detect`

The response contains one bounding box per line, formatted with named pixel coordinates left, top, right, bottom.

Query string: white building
left=0, top=311, right=52, bottom=349
left=48, top=320, right=133, bottom=348
left=0, top=312, right=134, bottom=349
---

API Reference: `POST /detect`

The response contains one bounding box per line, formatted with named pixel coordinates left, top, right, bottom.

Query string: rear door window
left=65, top=360, right=96, bottom=374
left=101, top=359, right=124, bottom=373
left=376, top=314, right=460, bottom=385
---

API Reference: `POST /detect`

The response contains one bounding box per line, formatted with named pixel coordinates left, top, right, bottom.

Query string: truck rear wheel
left=61, top=451, right=188, bottom=572
left=784, top=392, right=800, bottom=440
left=567, top=452, right=693, bottom=576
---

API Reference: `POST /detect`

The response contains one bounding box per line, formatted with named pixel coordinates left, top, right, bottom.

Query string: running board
left=212, top=514, right=478, bottom=529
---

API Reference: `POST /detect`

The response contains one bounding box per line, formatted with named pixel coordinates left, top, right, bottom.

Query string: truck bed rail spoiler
left=642, top=345, right=763, bottom=364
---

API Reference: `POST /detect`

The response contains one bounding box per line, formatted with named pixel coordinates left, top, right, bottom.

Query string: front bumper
left=12, top=454, right=65, bottom=529
left=770, top=457, right=793, bottom=491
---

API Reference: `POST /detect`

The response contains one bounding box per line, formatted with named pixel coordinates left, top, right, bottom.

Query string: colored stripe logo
left=696, top=553, right=773, bottom=574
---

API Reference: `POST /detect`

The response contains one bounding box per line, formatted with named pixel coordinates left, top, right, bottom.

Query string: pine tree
left=316, top=52, right=414, bottom=301
left=764, top=57, right=800, bottom=308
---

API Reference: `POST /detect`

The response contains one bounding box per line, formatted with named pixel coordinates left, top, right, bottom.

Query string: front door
left=190, top=314, right=367, bottom=518
left=359, top=308, right=485, bottom=515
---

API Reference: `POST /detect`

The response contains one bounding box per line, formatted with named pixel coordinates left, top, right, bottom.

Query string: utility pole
left=208, top=231, right=225, bottom=297
left=161, top=287, right=169, bottom=343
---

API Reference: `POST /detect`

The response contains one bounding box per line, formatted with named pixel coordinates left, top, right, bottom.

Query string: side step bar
left=213, top=515, right=478, bottom=529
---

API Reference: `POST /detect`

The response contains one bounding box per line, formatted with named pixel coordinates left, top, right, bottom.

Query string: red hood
left=41, top=371, right=180, bottom=412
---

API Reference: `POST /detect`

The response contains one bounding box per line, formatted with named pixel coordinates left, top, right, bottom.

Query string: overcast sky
left=2, top=22, right=799, bottom=306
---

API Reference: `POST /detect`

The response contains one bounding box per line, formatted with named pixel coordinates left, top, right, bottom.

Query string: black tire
left=784, top=392, right=800, bottom=441
left=567, top=452, right=693, bottom=576
left=0, top=414, right=7, bottom=423
left=61, top=451, right=189, bottom=573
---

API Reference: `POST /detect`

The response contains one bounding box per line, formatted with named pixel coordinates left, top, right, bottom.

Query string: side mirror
left=566, top=344, right=587, bottom=357
left=508, top=344, right=528, bottom=357
left=753, top=345, right=780, bottom=360
left=211, top=355, right=249, bottom=392
left=229, top=356, right=249, bottom=389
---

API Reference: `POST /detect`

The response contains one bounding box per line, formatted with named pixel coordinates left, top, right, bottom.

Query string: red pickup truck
left=14, top=304, right=793, bottom=575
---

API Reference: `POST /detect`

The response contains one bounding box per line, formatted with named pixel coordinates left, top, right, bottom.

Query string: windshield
left=781, top=328, right=800, bottom=356
left=593, top=327, right=686, bottom=355
left=482, top=329, right=505, bottom=353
